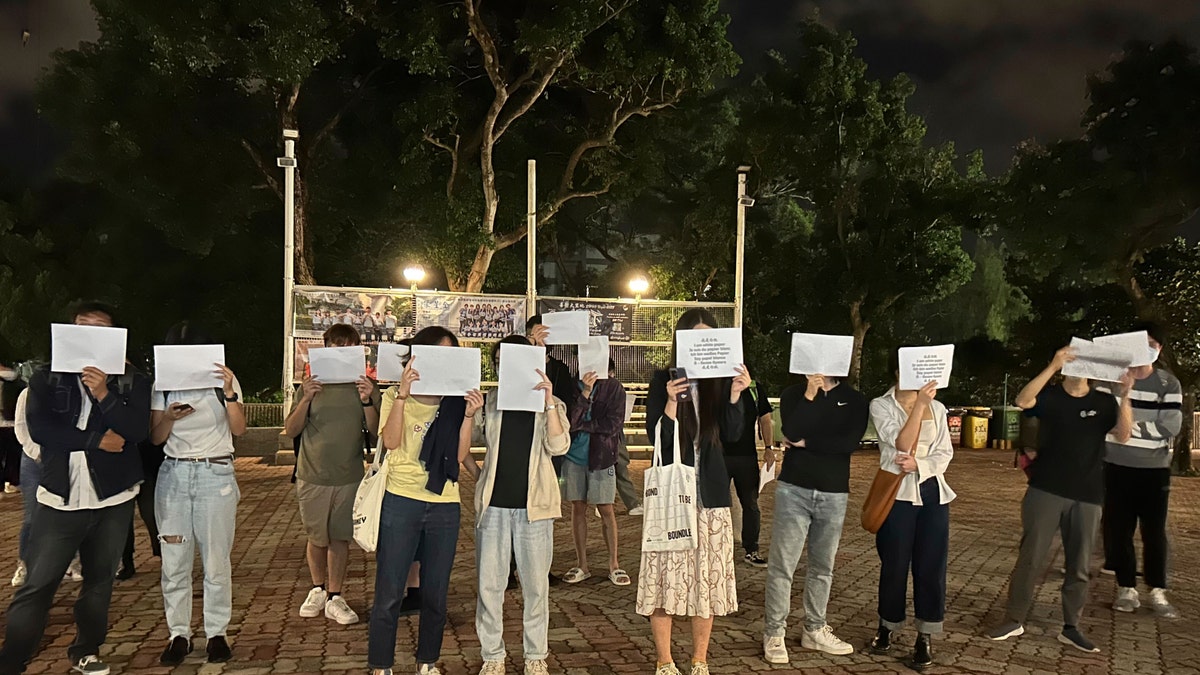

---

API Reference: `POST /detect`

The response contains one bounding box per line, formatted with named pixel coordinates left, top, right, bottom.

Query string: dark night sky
left=2, top=0, right=1200, bottom=176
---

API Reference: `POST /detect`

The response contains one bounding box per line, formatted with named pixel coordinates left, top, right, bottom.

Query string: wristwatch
left=545, top=403, right=559, bottom=413
left=361, top=398, right=375, bottom=407
left=224, top=392, right=240, bottom=403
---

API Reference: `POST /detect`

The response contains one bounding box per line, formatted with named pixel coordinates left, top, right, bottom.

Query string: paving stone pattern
left=0, top=450, right=1195, bottom=674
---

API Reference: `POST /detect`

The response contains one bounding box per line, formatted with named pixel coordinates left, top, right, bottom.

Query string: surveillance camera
left=738, top=196, right=755, bottom=207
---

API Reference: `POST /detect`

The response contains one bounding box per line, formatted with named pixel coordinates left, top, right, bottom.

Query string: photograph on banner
left=417, top=295, right=525, bottom=340
left=154, top=344, right=226, bottom=391
left=675, top=328, right=744, bottom=379
left=497, top=343, right=547, bottom=412
left=409, top=345, right=482, bottom=396
left=538, top=298, right=634, bottom=342
left=51, top=324, right=128, bottom=374
left=898, top=344, right=955, bottom=390
left=788, top=333, right=854, bottom=376
left=293, top=288, right=413, bottom=343
left=1093, top=330, right=1155, bottom=367
left=1061, top=337, right=1132, bottom=383
left=294, top=338, right=378, bottom=382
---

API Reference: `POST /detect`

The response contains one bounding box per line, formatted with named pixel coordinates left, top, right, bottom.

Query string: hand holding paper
left=1061, top=338, right=1132, bottom=383
left=497, top=343, right=548, bottom=412
left=542, top=311, right=590, bottom=345
left=898, top=345, right=955, bottom=390
left=51, top=324, right=128, bottom=375
left=675, top=328, right=744, bottom=379
left=308, top=346, right=366, bottom=384
left=154, top=344, right=226, bottom=391
left=758, top=462, right=776, bottom=492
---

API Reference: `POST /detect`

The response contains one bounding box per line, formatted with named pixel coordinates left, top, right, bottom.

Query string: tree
left=738, top=20, right=975, bottom=384
left=384, top=0, right=739, bottom=291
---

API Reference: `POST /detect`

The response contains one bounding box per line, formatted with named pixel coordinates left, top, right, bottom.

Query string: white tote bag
left=352, top=437, right=390, bottom=553
left=641, top=418, right=699, bottom=552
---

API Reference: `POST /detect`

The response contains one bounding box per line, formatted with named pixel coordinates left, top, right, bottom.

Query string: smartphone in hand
left=669, top=367, right=691, bottom=403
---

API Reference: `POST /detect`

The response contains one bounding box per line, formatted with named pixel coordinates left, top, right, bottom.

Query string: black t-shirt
left=1026, top=384, right=1117, bottom=505
left=489, top=411, right=536, bottom=509
left=722, top=381, right=774, bottom=457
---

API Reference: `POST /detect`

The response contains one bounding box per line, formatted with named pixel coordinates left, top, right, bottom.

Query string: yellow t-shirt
left=383, top=392, right=460, bottom=503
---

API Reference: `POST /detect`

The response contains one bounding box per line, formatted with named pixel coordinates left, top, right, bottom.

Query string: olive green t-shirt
left=295, top=383, right=379, bottom=486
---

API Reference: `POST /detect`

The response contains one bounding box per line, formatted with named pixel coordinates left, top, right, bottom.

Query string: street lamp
left=628, top=275, right=650, bottom=302
left=403, top=265, right=426, bottom=291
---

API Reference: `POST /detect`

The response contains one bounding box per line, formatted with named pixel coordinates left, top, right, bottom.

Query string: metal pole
left=526, top=159, right=537, bottom=319
left=734, top=168, right=749, bottom=327
left=280, top=130, right=299, bottom=409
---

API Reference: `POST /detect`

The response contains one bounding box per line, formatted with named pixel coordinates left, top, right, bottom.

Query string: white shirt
left=869, top=387, right=957, bottom=506
left=14, top=389, right=40, bottom=460
left=37, top=379, right=140, bottom=511
left=151, top=378, right=242, bottom=459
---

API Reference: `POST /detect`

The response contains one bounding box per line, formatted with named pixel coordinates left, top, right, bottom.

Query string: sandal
left=562, top=567, right=591, bottom=584
left=609, top=568, right=631, bottom=586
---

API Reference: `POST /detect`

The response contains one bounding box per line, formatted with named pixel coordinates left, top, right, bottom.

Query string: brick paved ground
left=0, top=449, right=1196, bottom=675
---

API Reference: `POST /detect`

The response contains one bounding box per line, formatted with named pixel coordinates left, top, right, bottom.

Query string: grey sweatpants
left=1006, top=487, right=1102, bottom=627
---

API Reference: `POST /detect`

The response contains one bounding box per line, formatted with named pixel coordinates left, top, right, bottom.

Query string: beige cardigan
left=475, top=394, right=571, bottom=524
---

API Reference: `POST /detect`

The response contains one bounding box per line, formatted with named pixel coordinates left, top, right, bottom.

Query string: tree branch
left=465, top=0, right=506, bottom=93
left=306, top=65, right=384, bottom=160
left=423, top=131, right=461, bottom=198
left=240, top=139, right=282, bottom=201
left=494, top=52, right=566, bottom=141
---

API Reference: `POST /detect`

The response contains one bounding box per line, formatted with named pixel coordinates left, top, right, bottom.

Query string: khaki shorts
left=296, top=480, right=358, bottom=546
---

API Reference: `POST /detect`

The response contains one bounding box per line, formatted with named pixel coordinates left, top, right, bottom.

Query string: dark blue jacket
left=26, top=368, right=151, bottom=503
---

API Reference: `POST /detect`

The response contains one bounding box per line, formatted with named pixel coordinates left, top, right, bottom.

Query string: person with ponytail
left=637, top=309, right=751, bottom=675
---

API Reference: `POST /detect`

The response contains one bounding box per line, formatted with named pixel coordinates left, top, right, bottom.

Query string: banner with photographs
left=538, top=298, right=635, bottom=343
left=293, top=288, right=414, bottom=343
left=416, top=295, right=526, bottom=340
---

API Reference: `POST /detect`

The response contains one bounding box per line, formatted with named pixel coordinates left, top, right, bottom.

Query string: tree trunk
left=460, top=245, right=495, bottom=293
left=294, top=171, right=315, bottom=285
left=1173, top=390, right=1196, bottom=475
left=849, top=300, right=870, bottom=388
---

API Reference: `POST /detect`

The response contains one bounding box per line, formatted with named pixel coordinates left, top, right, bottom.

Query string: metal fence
left=244, top=403, right=285, bottom=428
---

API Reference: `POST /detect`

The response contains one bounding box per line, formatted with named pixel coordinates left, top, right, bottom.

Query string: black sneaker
left=548, top=572, right=562, bottom=587
left=72, top=656, right=110, bottom=675
left=910, top=633, right=933, bottom=671
left=398, top=587, right=422, bottom=617
left=159, top=636, right=192, bottom=666
left=206, top=635, right=232, bottom=663
left=744, top=552, right=768, bottom=568
left=869, top=626, right=892, bottom=655
left=115, top=564, right=135, bottom=581
left=1058, top=627, right=1100, bottom=654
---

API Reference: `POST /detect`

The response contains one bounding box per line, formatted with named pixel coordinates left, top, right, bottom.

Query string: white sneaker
left=1148, top=588, right=1179, bottom=619
left=64, top=563, right=83, bottom=582
left=689, top=663, right=709, bottom=675
left=11, top=561, right=26, bottom=587
left=654, top=663, right=682, bottom=675
left=628, top=506, right=644, bottom=516
left=478, top=662, right=505, bottom=675
left=763, top=635, right=789, bottom=664
left=71, top=655, right=110, bottom=675
left=524, top=660, right=549, bottom=675
left=1113, top=587, right=1140, bottom=613
left=801, top=625, right=855, bottom=656
left=4, top=483, right=19, bottom=494
left=299, top=587, right=328, bottom=618
left=324, top=594, right=359, bottom=625
left=418, top=665, right=442, bottom=675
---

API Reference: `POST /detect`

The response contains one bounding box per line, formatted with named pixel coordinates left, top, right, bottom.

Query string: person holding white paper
left=1092, top=323, right=1183, bottom=619
left=763, top=372, right=868, bottom=663
left=148, top=322, right=246, bottom=666
left=720, top=371, right=775, bottom=569
left=471, top=335, right=570, bottom=675
left=0, top=302, right=152, bottom=675
left=866, top=350, right=957, bottom=670
left=370, top=326, right=483, bottom=675
left=283, top=323, right=380, bottom=628
left=639, top=309, right=751, bottom=675
left=985, top=346, right=1133, bottom=653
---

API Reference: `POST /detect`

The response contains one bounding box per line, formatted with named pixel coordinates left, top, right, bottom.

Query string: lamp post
left=734, top=164, right=753, bottom=328
left=629, top=275, right=650, bottom=302
left=403, top=265, right=426, bottom=292
left=278, top=129, right=299, bottom=410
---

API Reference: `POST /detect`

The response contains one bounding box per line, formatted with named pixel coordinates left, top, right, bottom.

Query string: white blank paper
left=376, top=343, right=410, bottom=383
left=408, top=345, right=482, bottom=396
left=1093, top=331, right=1154, bottom=367
left=789, top=333, right=854, bottom=376
left=624, top=393, right=637, bottom=423
left=542, top=311, right=590, bottom=345
left=51, top=324, right=127, bottom=375
left=758, top=462, right=777, bottom=492
left=154, top=345, right=225, bottom=391
left=577, top=336, right=610, bottom=380
left=1062, top=337, right=1132, bottom=382
left=898, top=344, right=955, bottom=390
left=497, top=343, right=547, bottom=412
left=308, top=346, right=365, bottom=384
left=675, top=328, right=744, bottom=379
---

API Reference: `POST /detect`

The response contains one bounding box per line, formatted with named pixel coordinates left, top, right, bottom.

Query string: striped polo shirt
left=1094, top=368, right=1183, bottom=469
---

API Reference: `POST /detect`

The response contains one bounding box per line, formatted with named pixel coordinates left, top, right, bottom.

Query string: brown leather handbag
left=861, top=468, right=905, bottom=533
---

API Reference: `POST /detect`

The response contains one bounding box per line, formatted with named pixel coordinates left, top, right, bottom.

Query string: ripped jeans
left=155, top=457, right=240, bottom=640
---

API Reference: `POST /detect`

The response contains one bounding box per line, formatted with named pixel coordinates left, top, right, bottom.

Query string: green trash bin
left=990, top=406, right=1022, bottom=445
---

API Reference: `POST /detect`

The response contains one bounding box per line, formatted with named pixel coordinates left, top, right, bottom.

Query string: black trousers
left=1103, top=463, right=1170, bottom=589
left=0, top=499, right=134, bottom=672
left=121, top=471, right=160, bottom=566
left=0, top=429, right=20, bottom=487
left=725, top=454, right=762, bottom=554
left=876, top=478, right=949, bottom=634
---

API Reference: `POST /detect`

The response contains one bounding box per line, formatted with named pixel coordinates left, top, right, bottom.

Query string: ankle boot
left=869, top=625, right=892, bottom=655
left=910, top=633, right=933, bottom=670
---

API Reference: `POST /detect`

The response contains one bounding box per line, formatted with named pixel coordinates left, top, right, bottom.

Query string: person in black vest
left=0, top=302, right=151, bottom=675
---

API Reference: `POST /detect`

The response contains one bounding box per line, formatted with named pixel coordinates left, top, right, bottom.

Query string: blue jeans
left=475, top=507, right=554, bottom=662
left=0, top=499, right=134, bottom=673
left=875, top=478, right=949, bottom=634
left=368, top=493, right=460, bottom=670
left=764, top=482, right=848, bottom=635
left=18, top=454, right=41, bottom=562
left=155, top=458, right=239, bottom=639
